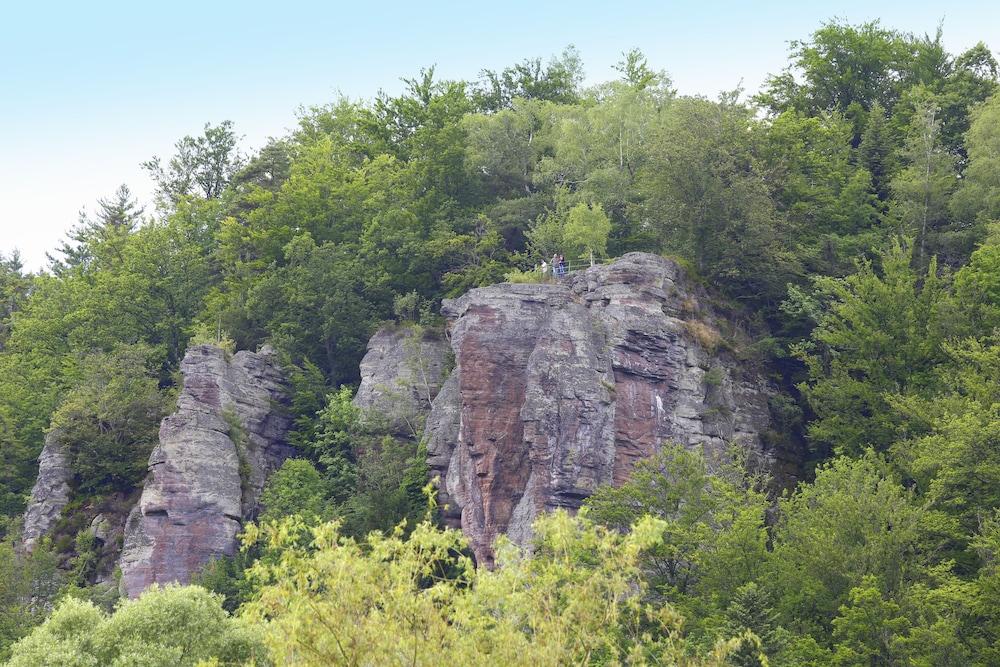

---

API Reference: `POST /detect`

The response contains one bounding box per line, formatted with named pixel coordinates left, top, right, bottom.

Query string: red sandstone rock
left=118, top=344, right=292, bottom=598
left=424, top=252, right=780, bottom=565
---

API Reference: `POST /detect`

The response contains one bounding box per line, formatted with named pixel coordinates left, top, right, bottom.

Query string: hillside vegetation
left=3, top=19, right=1000, bottom=665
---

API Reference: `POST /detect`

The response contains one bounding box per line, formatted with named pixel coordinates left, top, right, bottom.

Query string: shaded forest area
left=3, top=19, right=1000, bottom=665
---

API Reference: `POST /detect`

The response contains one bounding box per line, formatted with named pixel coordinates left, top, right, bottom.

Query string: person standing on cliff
left=541, top=258, right=549, bottom=280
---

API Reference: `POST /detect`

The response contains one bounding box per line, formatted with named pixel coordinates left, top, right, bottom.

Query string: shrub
left=685, top=320, right=723, bottom=352
left=6, top=585, right=268, bottom=666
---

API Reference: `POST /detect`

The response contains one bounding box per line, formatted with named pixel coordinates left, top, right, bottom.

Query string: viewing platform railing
left=535, top=255, right=614, bottom=279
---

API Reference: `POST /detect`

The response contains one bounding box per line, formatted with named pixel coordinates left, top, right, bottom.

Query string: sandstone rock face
left=21, top=428, right=72, bottom=551
left=119, top=345, right=293, bottom=598
left=354, top=326, right=450, bottom=436
left=425, top=253, right=779, bottom=565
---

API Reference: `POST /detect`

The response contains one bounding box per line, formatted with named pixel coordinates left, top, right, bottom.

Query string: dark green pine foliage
left=724, top=583, right=782, bottom=666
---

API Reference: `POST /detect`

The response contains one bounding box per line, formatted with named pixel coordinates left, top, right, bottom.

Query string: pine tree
left=858, top=103, right=897, bottom=202
left=48, top=184, right=144, bottom=273
left=725, top=582, right=782, bottom=666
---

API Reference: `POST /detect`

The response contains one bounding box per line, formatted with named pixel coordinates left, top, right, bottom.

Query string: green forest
left=3, top=18, right=1000, bottom=665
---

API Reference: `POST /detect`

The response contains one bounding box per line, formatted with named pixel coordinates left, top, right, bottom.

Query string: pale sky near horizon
left=1, top=1, right=998, bottom=270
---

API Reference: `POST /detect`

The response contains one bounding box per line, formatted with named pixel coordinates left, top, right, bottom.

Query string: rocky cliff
left=21, top=428, right=72, bottom=552
left=118, top=344, right=293, bottom=598
left=400, top=253, right=784, bottom=565
left=353, top=326, right=451, bottom=436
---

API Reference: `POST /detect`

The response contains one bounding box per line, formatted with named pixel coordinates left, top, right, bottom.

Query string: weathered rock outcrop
left=354, top=326, right=450, bottom=436
left=421, top=253, right=780, bottom=565
left=21, top=428, right=72, bottom=551
left=118, top=345, right=293, bottom=598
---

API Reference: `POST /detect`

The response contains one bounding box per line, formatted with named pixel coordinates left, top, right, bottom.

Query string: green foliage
left=193, top=552, right=256, bottom=615
left=4, top=26, right=1000, bottom=661
left=6, top=585, right=268, bottom=666
left=50, top=344, right=167, bottom=495
left=954, top=225, right=1000, bottom=333
left=69, top=530, right=100, bottom=588
left=830, top=577, right=910, bottom=665
left=758, top=20, right=912, bottom=120
left=472, top=46, right=583, bottom=112
left=503, top=267, right=544, bottom=283
left=0, top=538, right=63, bottom=661
left=392, top=290, right=424, bottom=323
left=143, top=121, right=244, bottom=206
left=891, top=101, right=959, bottom=264
left=0, top=252, right=30, bottom=352
left=950, top=91, right=1000, bottom=224
left=562, top=202, right=611, bottom=261
left=796, top=239, right=952, bottom=455
left=891, top=336, right=1000, bottom=535
left=285, top=378, right=433, bottom=537
left=242, top=509, right=754, bottom=666
left=307, top=387, right=360, bottom=502
left=724, top=583, right=783, bottom=666
left=243, top=240, right=388, bottom=385
left=187, top=323, right=235, bottom=356
left=767, top=455, right=931, bottom=639
left=260, top=458, right=330, bottom=524
left=338, top=436, right=427, bottom=537
left=284, top=359, right=329, bottom=451
left=761, top=109, right=882, bottom=274
left=584, top=444, right=769, bottom=647
left=222, top=407, right=252, bottom=497
left=858, top=103, right=898, bottom=202
left=639, top=95, right=799, bottom=309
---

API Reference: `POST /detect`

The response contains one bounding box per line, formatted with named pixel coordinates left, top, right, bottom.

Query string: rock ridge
left=21, top=427, right=72, bottom=551
left=420, top=252, right=777, bottom=565
left=118, top=344, right=293, bottom=598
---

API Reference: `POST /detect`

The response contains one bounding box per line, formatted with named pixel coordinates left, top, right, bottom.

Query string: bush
left=6, top=585, right=269, bottom=667
left=260, top=458, right=330, bottom=523
left=503, top=267, right=544, bottom=283
left=242, top=508, right=758, bottom=666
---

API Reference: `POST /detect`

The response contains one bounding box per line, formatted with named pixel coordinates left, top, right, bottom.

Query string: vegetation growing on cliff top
left=1, top=17, right=1000, bottom=665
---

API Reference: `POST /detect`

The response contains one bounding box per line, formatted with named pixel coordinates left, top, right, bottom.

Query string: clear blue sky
left=1, top=0, right=997, bottom=269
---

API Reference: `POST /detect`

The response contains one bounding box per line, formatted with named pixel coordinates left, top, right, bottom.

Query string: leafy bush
left=260, top=458, right=330, bottom=523
left=6, top=585, right=268, bottom=667
left=242, top=507, right=759, bottom=666
left=503, top=267, right=544, bottom=283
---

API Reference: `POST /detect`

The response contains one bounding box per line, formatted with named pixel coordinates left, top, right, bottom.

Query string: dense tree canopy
left=2, top=20, right=1000, bottom=664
